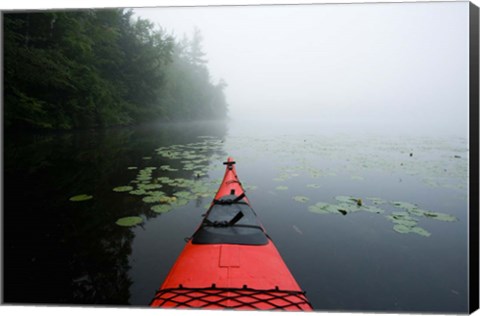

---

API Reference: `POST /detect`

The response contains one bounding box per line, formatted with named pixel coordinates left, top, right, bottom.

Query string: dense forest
left=3, top=9, right=228, bottom=130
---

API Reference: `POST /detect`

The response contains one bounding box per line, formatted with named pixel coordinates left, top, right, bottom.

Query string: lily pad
left=115, top=216, right=143, bottom=227
left=293, top=196, right=310, bottom=203
left=392, top=211, right=410, bottom=217
left=137, top=176, right=152, bottom=182
left=151, top=204, right=172, bottom=213
left=338, top=201, right=363, bottom=213
left=69, top=194, right=93, bottom=202
left=429, top=213, right=457, bottom=222
left=411, top=226, right=431, bottom=237
left=391, top=201, right=418, bottom=210
left=386, top=215, right=418, bottom=227
left=158, top=177, right=174, bottom=184
left=308, top=202, right=339, bottom=214
left=335, top=196, right=359, bottom=205
left=113, top=186, right=134, bottom=192
left=138, top=183, right=163, bottom=190
left=160, top=165, right=178, bottom=171
left=142, top=193, right=167, bottom=203
left=158, top=196, right=177, bottom=204
left=275, top=186, right=288, bottom=191
left=127, top=167, right=138, bottom=170
left=174, top=191, right=194, bottom=199
left=129, top=189, right=148, bottom=195
left=306, top=184, right=321, bottom=189
left=393, top=224, right=411, bottom=234
left=392, top=223, right=431, bottom=237
left=412, top=209, right=457, bottom=222
left=390, top=201, right=458, bottom=222
left=361, top=205, right=385, bottom=214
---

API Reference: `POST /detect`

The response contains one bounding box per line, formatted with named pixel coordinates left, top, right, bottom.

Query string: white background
left=0, top=1, right=479, bottom=316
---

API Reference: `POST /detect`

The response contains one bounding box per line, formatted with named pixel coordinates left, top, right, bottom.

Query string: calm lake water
left=3, top=119, right=469, bottom=313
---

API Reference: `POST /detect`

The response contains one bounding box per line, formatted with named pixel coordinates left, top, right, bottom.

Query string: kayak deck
left=150, top=242, right=311, bottom=310
left=150, top=158, right=313, bottom=311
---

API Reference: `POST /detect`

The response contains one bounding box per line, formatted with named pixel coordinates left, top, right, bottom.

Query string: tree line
left=3, top=9, right=228, bottom=130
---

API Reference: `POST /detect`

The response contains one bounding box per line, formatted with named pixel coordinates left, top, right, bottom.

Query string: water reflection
left=3, top=121, right=228, bottom=305
left=3, top=119, right=469, bottom=313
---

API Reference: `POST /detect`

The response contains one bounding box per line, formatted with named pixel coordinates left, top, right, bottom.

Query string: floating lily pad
left=335, top=196, right=359, bottom=205
left=306, top=184, right=321, bottom=189
left=137, top=175, right=152, bottom=182
left=386, top=215, right=418, bottom=227
left=390, top=201, right=458, bottom=222
left=392, top=223, right=431, bottom=237
left=115, top=216, right=143, bottom=227
left=411, top=226, right=431, bottom=237
left=138, top=183, right=163, bottom=190
left=308, top=202, right=339, bottom=214
left=174, top=181, right=191, bottom=188
left=127, top=167, right=138, bottom=170
left=396, top=219, right=418, bottom=227
left=158, top=177, right=174, bottom=184
left=429, top=213, right=458, bottom=222
left=393, top=224, right=411, bottom=234
left=340, top=201, right=365, bottom=212
left=174, top=191, right=194, bottom=199
left=414, top=209, right=457, bottom=222
left=361, top=205, right=385, bottom=214
left=142, top=193, right=167, bottom=203
left=69, top=194, right=93, bottom=202
left=129, top=189, right=148, bottom=195
left=151, top=204, right=172, bottom=213
left=158, top=196, right=177, bottom=204
left=392, top=211, right=410, bottom=217
left=391, top=201, right=418, bottom=210
left=142, top=157, right=152, bottom=160
left=113, top=186, right=134, bottom=192
left=160, top=165, right=178, bottom=171
left=136, top=167, right=156, bottom=182
left=293, top=196, right=310, bottom=203
left=275, top=186, right=288, bottom=191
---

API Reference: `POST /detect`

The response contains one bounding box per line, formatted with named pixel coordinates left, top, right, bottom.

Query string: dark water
left=3, top=120, right=469, bottom=313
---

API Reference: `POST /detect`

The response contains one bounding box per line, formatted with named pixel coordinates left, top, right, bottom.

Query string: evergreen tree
left=3, top=9, right=228, bottom=130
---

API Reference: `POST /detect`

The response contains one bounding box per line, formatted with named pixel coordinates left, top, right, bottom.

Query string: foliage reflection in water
left=3, top=121, right=228, bottom=305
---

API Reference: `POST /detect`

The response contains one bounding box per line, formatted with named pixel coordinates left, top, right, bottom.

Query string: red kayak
left=150, top=157, right=313, bottom=311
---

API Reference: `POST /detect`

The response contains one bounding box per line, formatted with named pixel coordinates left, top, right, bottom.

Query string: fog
left=134, top=2, right=469, bottom=136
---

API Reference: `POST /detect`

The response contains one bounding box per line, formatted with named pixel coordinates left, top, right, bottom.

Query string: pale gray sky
left=133, top=2, right=469, bottom=135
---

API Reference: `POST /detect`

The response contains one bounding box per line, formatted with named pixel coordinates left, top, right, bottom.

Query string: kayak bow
left=150, top=157, right=313, bottom=311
